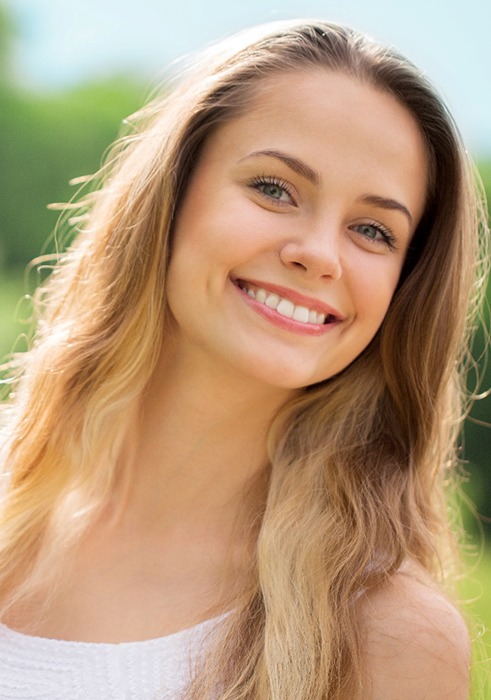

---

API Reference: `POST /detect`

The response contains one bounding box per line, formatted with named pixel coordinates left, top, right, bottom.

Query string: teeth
left=239, top=282, right=335, bottom=326
left=276, top=299, right=295, bottom=318
left=265, top=293, right=280, bottom=309
left=292, top=305, right=309, bottom=323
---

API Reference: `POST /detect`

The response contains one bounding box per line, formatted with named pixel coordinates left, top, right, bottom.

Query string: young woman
left=0, top=19, right=487, bottom=700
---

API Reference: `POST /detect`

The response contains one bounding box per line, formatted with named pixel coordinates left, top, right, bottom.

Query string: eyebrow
left=359, top=194, right=413, bottom=227
left=240, top=149, right=321, bottom=186
left=241, top=149, right=413, bottom=226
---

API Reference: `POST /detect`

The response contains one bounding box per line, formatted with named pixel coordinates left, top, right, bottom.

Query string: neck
left=116, top=339, right=297, bottom=534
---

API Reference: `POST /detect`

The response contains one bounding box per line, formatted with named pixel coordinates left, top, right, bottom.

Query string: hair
left=0, top=18, right=488, bottom=699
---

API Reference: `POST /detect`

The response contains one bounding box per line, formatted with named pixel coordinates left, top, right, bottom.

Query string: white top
left=0, top=616, right=224, bottom=700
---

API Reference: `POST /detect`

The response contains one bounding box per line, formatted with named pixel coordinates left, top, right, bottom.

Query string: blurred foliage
left=0, top=2, right=490, bottom=541
left=0, top=1, right=147, bottom=266
left=0, top=2, right=16, bottom=82
left=462, top=162, right=491, bottom=540
left=478, top=160, right=491, bottom=203
left=0, top=1, right=489, bottom=691
left=0, top=78, right=145, bottom=267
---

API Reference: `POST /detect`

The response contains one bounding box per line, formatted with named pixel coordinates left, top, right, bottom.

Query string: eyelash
left=351, top=221, right=398, bottom=251
left=247, top=175, right=397, bottom=251
left=248, top=175, right=296, bottom=204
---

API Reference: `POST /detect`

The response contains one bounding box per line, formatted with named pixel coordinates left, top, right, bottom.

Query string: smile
left=234, top=280, right=339, bottom=326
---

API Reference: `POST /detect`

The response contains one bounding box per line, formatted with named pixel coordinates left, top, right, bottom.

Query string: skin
left=357, top=569, right=470, bottom=700
left=166, top=69, right=428, bottom=391
left=6, top=70, right=469, bottom=698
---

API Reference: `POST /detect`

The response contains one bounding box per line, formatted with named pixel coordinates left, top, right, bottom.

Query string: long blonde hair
left=0, top=19, right=488, bottom=699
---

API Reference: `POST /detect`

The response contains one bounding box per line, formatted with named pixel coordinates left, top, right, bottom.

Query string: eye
left=350, top=221, right=397, bottom=250
left=249, top=176, right=295, bottom=205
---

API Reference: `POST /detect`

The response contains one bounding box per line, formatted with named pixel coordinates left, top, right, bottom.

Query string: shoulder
left=356, top=567, right=470, bottom=700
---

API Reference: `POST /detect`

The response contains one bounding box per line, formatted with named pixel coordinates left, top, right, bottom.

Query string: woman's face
left=166, top=69, right=428, bottom=390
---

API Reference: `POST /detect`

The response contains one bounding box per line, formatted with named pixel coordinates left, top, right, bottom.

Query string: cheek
left=353, top=263, right=402, bottom=330
left=172, top=200, right=279, bottom=274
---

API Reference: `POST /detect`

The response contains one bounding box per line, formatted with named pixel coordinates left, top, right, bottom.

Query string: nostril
left=279, top=243, right=342, bottom=281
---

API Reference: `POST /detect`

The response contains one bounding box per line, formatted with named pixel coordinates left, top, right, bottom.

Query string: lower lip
left=234, top=283, right=339, bottom=337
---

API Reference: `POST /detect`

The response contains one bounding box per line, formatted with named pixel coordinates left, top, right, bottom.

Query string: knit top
left=0, top=615, right=225, bottom=700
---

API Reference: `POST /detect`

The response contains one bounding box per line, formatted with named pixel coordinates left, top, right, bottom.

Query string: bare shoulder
left=356, top=568, right=470, bottom=700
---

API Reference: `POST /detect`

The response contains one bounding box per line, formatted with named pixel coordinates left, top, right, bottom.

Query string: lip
left=232, top=277, right=345, bottom=320
left=231, top=277, right=345, bottom=336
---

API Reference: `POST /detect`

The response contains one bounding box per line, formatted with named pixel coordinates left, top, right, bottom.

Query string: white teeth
left=292, top=305, right=309, bottom=323
left=265, top=293, right=280, bottom=309
left=239, top=282, right=335, bottom=326
left=276, top=299, right=295, bottom=318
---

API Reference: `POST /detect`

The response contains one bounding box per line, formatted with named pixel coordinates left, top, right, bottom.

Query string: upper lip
left=232, top=277, right=345, bottom=321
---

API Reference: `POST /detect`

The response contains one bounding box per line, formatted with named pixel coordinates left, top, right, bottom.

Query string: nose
left=279, top=225, right=343, bottom=281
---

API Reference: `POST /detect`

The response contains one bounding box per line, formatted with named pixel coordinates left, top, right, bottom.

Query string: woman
left=0, top=19, right=487, bottom=700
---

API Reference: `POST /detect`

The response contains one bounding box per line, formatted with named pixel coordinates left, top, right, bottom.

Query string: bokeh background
left=1, top=0, right=490, bottom=690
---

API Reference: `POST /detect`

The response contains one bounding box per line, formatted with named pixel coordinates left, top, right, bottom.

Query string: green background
left=0, top=1, right=489, bottom=694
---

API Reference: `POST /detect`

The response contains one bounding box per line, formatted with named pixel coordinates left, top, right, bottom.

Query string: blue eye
left=357, top=224, right=382, bottom=239
left=250, top=176, right=294, bottom=204
left=260, top=183, right=288, bottom=200
left=351, top=222, right=397, bottom=250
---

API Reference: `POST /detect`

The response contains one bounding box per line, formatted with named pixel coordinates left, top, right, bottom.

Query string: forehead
left=198, top=69, right=428, bottom=224
left=214, top=68, right=424, bottom=161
